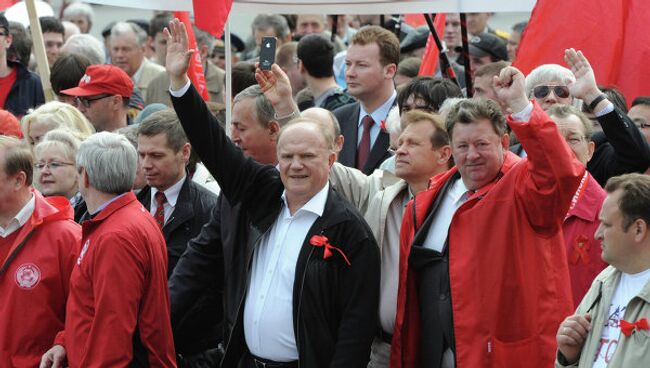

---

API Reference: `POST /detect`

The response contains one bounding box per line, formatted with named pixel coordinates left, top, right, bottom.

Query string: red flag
left=173, top=11, right=209, bottom=101
left=403, top=14, right=427, bottom=28
left=193, top=0, right=233, bottom=38
left=0, top=0, right=16, bottom=11
left=513, top=0, right=650, bottom=105
left=418, top=14, right=446, bottom=76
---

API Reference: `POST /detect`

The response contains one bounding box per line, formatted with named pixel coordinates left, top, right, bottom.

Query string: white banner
left=87, top=0, right=535, bottom=14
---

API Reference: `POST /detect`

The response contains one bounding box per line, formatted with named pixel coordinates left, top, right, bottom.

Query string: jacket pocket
left=490, top=334, right=538, bottom=367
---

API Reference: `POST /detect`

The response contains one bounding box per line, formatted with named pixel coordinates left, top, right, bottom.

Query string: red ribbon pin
left=309, top=235, right=351, bottom=266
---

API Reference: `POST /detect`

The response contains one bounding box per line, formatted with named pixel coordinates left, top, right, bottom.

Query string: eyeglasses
left=533, top=85, right=570, bottom=99
left=34, top=161, right=75, bottom=170
left=75, top=94, right=111, bottom=108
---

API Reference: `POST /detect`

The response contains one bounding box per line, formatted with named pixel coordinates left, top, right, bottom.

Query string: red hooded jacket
left=391, top=103, right=584, bottom=368
left=0, top=191, right=81, bottom=368
left=54, top=192, right=176, bottom=367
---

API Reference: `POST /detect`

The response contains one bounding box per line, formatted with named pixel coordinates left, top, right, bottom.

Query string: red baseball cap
left=61, top=64, right=134, bottom=98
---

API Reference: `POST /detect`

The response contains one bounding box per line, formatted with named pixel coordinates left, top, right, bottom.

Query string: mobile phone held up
left=259, top=36, right=277, bottom=71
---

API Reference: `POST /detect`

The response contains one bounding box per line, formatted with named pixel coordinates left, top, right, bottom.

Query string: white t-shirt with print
left=592, top=268, right=650, bottom=367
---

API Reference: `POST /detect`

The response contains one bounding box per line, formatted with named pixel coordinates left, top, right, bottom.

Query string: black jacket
left=333, top=102, right=393, bottom=175
left=4, top=61, right=44, bottom=117
left=587, top=106, right=650, bottom=186
left=171, top=85, right=380, bottom=368
left=137, top=178, right=221, bottom=356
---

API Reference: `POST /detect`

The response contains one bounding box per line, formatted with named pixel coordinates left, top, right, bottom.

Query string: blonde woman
left=34, top=129, right=87, bottom=222
left=21, top=101, right=94, bottom=148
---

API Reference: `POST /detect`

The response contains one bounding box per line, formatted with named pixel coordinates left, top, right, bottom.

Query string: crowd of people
left=0, top=4, right=649, bottom=368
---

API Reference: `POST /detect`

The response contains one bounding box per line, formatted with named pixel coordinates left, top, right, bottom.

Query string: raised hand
left=163, top=18, right=193, bottom=89
left=564, top=48, right=601, bottom=103
left=255, top=63, right=298, bottom=118
left=556, top=313, right=592, bottom=364
left=493, top=66, right=530, bottom=113
left=39, top=345, right=66, bottom=368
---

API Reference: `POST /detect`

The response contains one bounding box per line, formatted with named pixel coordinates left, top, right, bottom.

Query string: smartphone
left=259, top=36, right=277, bottom=71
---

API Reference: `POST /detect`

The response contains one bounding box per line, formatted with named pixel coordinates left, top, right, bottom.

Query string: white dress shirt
left=150, top=176, right=186, bottom=225
left=357, top=90, right=397, bottom=147
left=422, top=179, right=469, bottom=252
left=0, top=194, right=34, bottom=238
left=244, top=183, right=330, bottom=361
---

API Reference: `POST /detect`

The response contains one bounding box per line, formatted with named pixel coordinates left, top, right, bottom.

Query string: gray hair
left=233, top=85, right=277, bottom=127
left=138, top=109, right=188, bottom=152
left=61, top=33, right=105, bottom=65
left=525, top=64, right=576, bottom=98
left=438, top=97, right=466, bottom=120
left=76, top=132, right=137, bottom=194
left=193, top=26, right=215, bottom=57
left=35, top=129, right=81, bottom=164
left=111, top=21, right=148, bottom=47
left=62, top=2, right=94, bottom=26
left=252, top=14, right=290, bottom=39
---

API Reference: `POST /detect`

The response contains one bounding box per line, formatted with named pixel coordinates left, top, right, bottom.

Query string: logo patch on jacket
left=15, top=263, right=41, bottom=289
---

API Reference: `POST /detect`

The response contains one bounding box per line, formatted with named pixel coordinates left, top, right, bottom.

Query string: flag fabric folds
left=418, top=14, right=446, bottom=76
left=174, top=11, right=209, bottom=101
left=193, top=0, right=233, bottom=38
left=513, top=0, right=650, bottom=105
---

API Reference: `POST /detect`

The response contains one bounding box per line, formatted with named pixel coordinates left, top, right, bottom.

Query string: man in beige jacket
left=556, top=173, right=650, bottom=367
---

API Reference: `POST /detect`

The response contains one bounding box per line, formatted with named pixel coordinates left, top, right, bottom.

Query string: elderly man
left=40, top=132, right=175, bottom=367
left=62, top=2, right=93, bottom=34
left=334, top=26, right=399, bottom=174
left=391, top=65, right=585, bottom=368
left=110, top=21, right=165, bottom=101
left=556, top=173, right=650, bottom=367
left=525, top=49, right=650, bottom=186
left=0, top=136, right=80, bottom=367
left=547, top=104, right=608, bottom=306
left=135, top=109, right=220, bottom=366
left=166, top=19, right=379, bottom=367
left=61, top=64, right=134, bottom=131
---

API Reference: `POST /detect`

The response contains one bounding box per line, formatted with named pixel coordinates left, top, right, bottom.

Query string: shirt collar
left=151, top=176, right=186, bottom=208
left=131, top=58, right=146, bottom=83
left=358, top=90, right=397, bottom=128
left=13, top=193, right=35, bottom=228
left=449, top=178, right=469, bottom=204
left=93, top=193, right=129, bottom=216
left=281, top=182, right=330, bottom=218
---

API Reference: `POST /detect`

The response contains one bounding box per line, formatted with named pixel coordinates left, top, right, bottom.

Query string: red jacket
left=563, top=172, right=607, bottom=308
left=0, top=191, right=80, bottom=368
left=391, top=103, right=584, bottom=368
left=55, top=192, right=176, bottom=367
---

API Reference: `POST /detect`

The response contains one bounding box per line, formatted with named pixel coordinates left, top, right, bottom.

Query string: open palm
left=164, top=19, right=194, bottom=80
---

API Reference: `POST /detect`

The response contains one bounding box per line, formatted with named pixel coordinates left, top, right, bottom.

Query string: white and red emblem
left=15, top=263, right=41, bottom=289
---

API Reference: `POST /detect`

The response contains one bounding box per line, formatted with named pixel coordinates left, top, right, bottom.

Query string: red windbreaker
left=391, top=102, right=585, bottom=368
left=55, top=192, right=176, bottom=367
left=0, top=191, right=81, bottom=368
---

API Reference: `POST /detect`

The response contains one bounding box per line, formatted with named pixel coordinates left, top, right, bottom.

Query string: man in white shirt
left=556, top=173, right=650, bottom=367
left=134, top=109, right=219, bottom=366
left=166, top=18, right=380, bottom=367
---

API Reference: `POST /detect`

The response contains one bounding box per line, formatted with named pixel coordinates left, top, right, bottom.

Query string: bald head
left=301, top=108, right=344, bottom=153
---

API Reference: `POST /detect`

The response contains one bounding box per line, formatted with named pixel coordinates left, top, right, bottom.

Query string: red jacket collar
left=84, top=192, right=137, bottom=226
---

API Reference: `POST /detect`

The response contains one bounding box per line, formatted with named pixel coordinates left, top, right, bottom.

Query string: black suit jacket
left=171, top=84, right=380, bottom=368
left=333, top=101, right=393, bottom=175
left=137, top=177, right=221, bottom=355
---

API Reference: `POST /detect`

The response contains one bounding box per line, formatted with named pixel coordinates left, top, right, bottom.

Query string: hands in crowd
left=164, top=19, right=193, bottom=89
left=39, top=345, right=66, bottom=368
left=255, top=63, right=297, bottom=117
left=493, top=65, right=530, bottom=113
left=556, top=313, right=592, bottom=364
left=564, top=48, right=602, bottom=105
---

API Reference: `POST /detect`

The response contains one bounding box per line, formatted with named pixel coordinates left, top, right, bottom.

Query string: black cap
left=0, top=14, right=9, bottom=33
left=469, top=32, right=508, bottom=61
left=221, top=33, right=245, bottom=53
left=400, top=26, right=429, bottom=53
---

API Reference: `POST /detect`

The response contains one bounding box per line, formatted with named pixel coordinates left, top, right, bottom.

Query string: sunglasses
left=533, top=85, right=570, bottom=99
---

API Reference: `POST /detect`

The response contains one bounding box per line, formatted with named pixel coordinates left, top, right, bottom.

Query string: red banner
left=514, top=0, right=650, bottom=105
left=173, top=11, right=209, bottom=102
left=193, top=0, right=232, bottom=38
left=418, top=14, right=446, bottom=76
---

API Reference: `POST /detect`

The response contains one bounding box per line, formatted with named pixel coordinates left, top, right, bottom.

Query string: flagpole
left=423, top=13, right=459, bottom=88
left=26, top=0, right=55, bottom=102
left=224, top=19, right=232, bottom=136
left=459, top=13, right=473, bottom=97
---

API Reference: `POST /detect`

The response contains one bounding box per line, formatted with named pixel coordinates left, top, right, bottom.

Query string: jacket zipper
left=295, top=246, right=315, bottom=368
